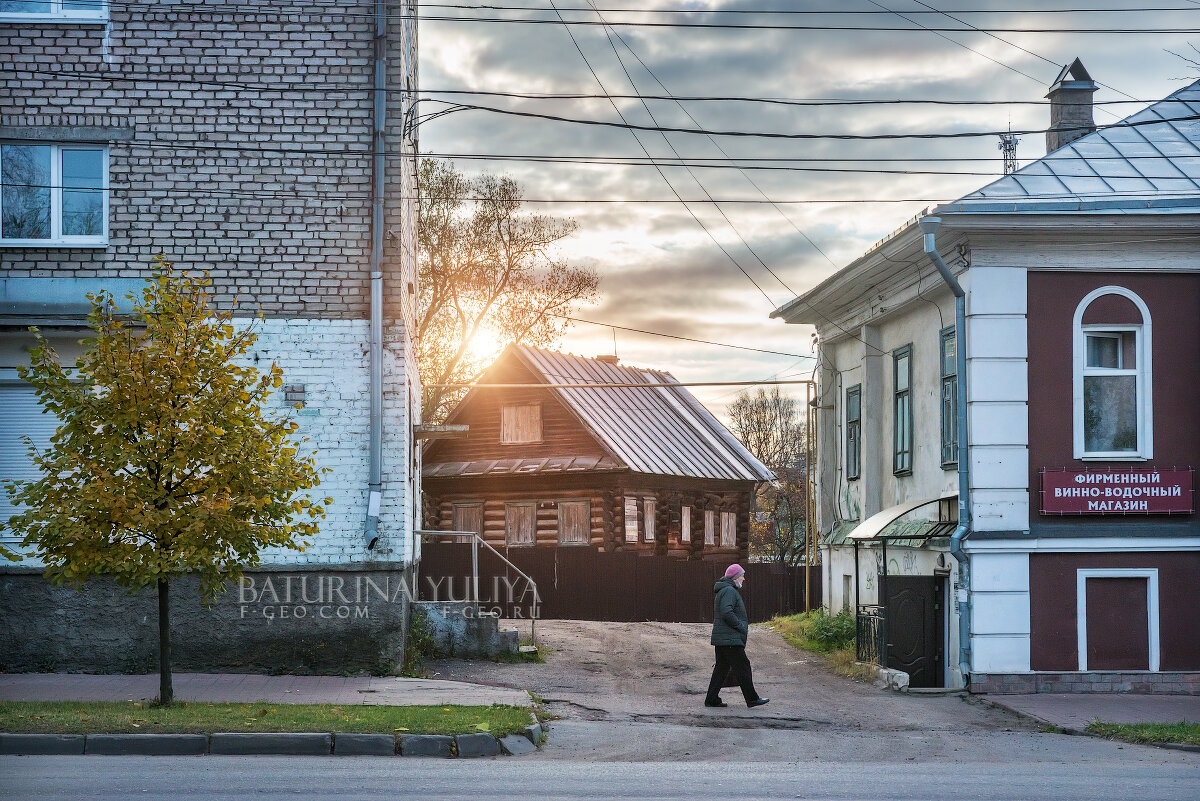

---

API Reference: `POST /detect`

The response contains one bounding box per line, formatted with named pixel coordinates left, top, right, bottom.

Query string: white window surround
left=1075, top=568, right=1159, bottom=672
left=1072, top=286, right=1153, bottom=461
left=0, top=1, right=107, bottom=23
left=0, top=143, right=109, bottom=247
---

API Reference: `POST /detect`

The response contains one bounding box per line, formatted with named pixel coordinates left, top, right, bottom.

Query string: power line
left=10, top=183, right=1200, bottom=206
left=418, top=101, right=1200, bottom=141
left=592, top=15, right=838, bottom=271
left=7, top=70, right=1170, bottom=106
left=588, top=2, right=796, bottom=297
left=545, top=0, right=778, bottom=308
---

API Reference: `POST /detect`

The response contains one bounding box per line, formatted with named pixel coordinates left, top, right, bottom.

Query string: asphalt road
left=4, top=755, right=1199, bottom=801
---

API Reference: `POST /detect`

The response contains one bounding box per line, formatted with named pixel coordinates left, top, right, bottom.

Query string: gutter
left=365, top=0, right=387, bottom=550
left=918, top=215, right=972, bottom=687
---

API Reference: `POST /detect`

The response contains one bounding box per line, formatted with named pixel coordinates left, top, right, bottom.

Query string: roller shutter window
left=0, top=383, right=60, bottom=541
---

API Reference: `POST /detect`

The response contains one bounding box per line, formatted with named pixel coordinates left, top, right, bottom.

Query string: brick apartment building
left=0, top=2, right=422, bottom=674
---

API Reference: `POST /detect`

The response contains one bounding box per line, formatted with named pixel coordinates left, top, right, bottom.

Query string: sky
left=417, top=0, right=1200, bottom=418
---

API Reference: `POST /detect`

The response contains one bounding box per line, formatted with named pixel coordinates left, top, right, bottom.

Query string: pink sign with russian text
left=1040, top=469, right=1194, bottom=515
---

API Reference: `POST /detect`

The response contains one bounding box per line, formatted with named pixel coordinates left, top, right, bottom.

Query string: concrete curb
left=978, top=697, right=1200, bottom=754
left=85, top=734, right=207, bottom=756
left=210, top=732, right=332, bottom=756
left=0, top=734, right=85, bottom=755
left=0, top=726, right=546, bottom=758
left=334, top=733, right=397, bottom=756
left=454, top=732, right=501, bottom=758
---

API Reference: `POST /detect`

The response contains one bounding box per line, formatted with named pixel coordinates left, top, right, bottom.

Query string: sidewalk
left=0, top=672, right=530, bottom=708
left=982, top=693, right=1200, bottom=732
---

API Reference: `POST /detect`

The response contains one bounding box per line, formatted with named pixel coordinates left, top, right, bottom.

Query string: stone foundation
left=971, top=672, right=1200, bottom=695
left=412, top=601, right=518, bottom=660
left=0, top=563, right=413, bottom=676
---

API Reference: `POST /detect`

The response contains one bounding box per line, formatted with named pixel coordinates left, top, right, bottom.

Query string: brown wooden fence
left=418, top=542, right=821, bottom=623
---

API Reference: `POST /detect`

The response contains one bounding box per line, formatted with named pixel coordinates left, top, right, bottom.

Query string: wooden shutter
left=0, top=385, right=60, bottom=541
left=623, top=496, right=639, bottom=542
left=452, top=502, right=483, bottom=544
left=558, top=500, right=589, bottom=545
left=720, top=511, right=736, bottom=547
left=643, top=497, right=656, bottom=542
left=704, top=510, right=715, bottom=545
left=505, top=502, right=535, bottom=546
left=680, top=505, right=691, bottom=543
left=500, top=403, right=542, bottom=444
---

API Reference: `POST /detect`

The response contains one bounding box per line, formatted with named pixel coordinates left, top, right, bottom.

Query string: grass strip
left=1085, top=721, right=1200, bottom=746
left=768, top=612, right=878, bottom=683
left=0, top=701, right=532, bottom=737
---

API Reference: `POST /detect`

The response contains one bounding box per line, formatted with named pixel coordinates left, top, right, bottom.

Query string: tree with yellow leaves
left=2, top=259, right=329, bottom=705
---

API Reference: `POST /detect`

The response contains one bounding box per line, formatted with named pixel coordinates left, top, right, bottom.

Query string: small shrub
left=810, top=608, right=856, bottom=650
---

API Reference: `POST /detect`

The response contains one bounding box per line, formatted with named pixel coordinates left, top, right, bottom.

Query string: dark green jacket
left=710, top=578, right=749, bottom=646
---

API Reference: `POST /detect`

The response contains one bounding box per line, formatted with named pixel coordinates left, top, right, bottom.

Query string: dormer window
left=500, top=402, right=542, bottom=444
left=1073, top=287, right=1152, bottom=460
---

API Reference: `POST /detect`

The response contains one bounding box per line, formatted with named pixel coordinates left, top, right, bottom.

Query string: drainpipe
left=365, top=0, right=387, bottom=550
left=918, top=215, right=972, bottom=687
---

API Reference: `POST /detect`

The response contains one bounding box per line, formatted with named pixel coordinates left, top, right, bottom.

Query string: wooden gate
left=419, top=542, right=821, bottom=623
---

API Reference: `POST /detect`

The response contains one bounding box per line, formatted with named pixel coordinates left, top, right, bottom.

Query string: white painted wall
left=0, top=318, right=417, bottom=568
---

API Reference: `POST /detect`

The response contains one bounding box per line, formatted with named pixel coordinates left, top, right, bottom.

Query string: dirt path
left=424, top=620, right=1080, bottom=761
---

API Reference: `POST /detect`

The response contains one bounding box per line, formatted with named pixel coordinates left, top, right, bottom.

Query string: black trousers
left=705, top=644, right=759, bottom=705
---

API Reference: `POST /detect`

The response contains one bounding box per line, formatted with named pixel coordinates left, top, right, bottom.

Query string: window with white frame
left=0, top=1, right=107, bottom=22
left=1, top=144, right=108, bottom=246
left=1073, top=287, right=1152, bottom=460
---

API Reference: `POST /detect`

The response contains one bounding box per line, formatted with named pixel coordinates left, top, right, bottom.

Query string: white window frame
left=1072, top=286, right=1153, bottom=461
left=0, top=1, right=108, bottom=23
left=0, top=143, right=109, bottom=247
left=1076, top=568, right=1159, bottom=672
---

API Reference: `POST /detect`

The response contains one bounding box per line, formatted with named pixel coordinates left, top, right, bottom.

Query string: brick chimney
left=1046, top=58, right=1097, bottom=153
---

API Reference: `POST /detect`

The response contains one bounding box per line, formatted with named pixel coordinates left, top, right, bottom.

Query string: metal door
left=885, top=576, right=944, bottom=688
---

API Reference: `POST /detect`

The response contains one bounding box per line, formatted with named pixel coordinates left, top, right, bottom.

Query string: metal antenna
left=998, top=117, right=1020, bottom=175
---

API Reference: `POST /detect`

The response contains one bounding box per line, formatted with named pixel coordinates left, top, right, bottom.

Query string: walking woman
left=704, top=564, right=769, bottom=709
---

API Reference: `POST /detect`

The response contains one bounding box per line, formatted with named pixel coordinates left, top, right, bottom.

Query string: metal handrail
left=416, top=530, right=540, bottom=645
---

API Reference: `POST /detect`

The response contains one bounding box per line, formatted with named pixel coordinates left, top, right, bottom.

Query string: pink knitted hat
left=724, top=564, right=745, bottom=579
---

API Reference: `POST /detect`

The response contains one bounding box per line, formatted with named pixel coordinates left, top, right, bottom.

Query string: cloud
left=419, top=0, right=1200, bottom=412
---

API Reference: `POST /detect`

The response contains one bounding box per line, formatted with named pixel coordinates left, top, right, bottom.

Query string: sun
left=465, top=326, right=504, bottom=364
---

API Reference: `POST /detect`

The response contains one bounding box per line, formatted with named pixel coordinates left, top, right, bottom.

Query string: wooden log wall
left=426, top=484, right=754, bottom=560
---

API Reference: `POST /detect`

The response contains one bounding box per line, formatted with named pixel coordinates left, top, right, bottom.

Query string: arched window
left=1072, top=286, right=1153, bottom=460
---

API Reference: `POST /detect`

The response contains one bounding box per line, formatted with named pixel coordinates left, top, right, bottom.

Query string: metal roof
left=940, top=79, right=1200, bottom=214
left=511, top=346, right=775, bottom=482
left=424, top=455, right=624, bottom=479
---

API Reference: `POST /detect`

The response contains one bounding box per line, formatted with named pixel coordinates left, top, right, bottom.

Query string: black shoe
left=704, top=699, right=728, bottom=708
left=748, top=697, right=770, bottom=708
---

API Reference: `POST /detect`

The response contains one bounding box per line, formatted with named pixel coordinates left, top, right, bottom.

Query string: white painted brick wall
left=6, top=317, right=416, bottom=570
left=248, top=318, right=415, bottom=567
